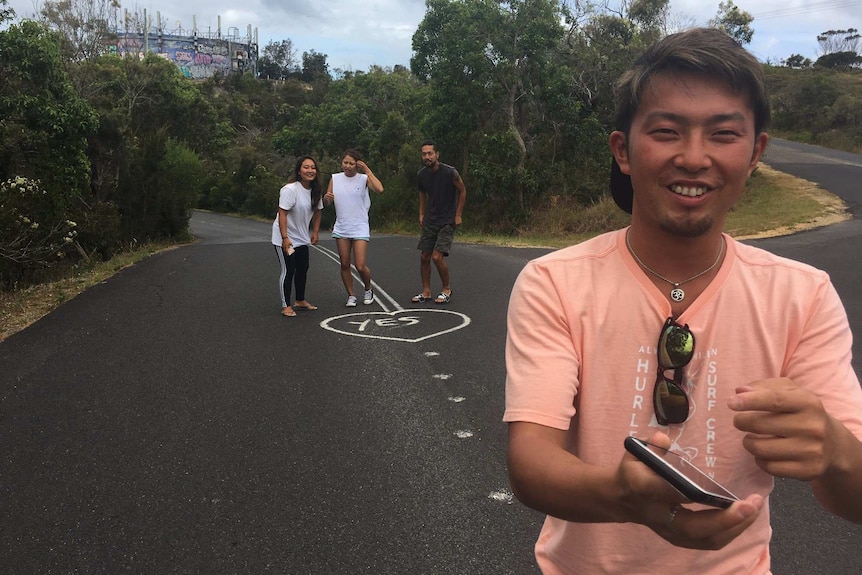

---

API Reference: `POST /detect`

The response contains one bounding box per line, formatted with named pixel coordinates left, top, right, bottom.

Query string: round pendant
left=670, top=288, right=685, bottom=302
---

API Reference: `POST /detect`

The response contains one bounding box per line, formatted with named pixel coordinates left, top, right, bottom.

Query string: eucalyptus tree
left=411, top=0, right=489, bottom=175
left=301, top=50, right=330, bottom=83
left=412, top=0, right=565, bottom=214
left=815, top=29, right=861, bottom=69
left=38, top=0, right=121, bottom=62
left=817, top=29, right=861, bottom=57
left=561, top=0, right=669, bottom=119
left=1, top=0, right=13, bottom=24
left=708, top=1, right=754, bottom=46
left=258, top=39, right=298, bottom=80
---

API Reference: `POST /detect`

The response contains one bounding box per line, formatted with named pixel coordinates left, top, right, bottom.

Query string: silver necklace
left=626, top=231, right=725, bottom=303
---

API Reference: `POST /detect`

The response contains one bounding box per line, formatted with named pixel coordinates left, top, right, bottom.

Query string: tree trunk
left=507, top=85, right=527, bottom=209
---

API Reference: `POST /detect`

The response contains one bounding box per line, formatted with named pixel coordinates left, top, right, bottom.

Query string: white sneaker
left=363, top=289, right=374, bottom=305
left=346, top=295, right=358, bottom=307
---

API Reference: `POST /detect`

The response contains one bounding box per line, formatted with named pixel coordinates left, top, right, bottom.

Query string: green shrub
left=69, top=199, right=123, bottom=261
left=0, top=176, right=78, bottom=288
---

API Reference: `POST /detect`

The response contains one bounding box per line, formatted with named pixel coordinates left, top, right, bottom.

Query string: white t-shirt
left=331, top=172, right=371, bottom=239
left=270, top=181, right=322, bottom=247
left=504, top=228, right=862, bottom=575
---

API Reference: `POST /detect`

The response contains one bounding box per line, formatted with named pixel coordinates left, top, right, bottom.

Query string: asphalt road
left=1, top=138, right=860, bottom=574
left=752, top=139, right=862, bottom=574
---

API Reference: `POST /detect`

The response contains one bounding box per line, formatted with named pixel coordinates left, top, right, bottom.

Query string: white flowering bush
left=0, top=176, right=78, bottom=287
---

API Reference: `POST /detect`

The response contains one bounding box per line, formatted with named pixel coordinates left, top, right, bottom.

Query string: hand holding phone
left=624, top=436, right=740, bottom=509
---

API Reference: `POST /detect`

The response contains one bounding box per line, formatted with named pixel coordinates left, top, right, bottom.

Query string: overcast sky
left=5, top=0, right=861, bottom=70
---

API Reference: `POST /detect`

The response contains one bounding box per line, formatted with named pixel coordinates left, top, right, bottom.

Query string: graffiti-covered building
left=110, top=12, right=258, bottom=80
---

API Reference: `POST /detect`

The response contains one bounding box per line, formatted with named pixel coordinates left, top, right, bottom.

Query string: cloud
left=5, top=0, right=859, bottom=69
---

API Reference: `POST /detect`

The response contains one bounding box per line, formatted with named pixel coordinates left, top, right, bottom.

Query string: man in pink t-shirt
left=504, top=28, right=862, bottom=575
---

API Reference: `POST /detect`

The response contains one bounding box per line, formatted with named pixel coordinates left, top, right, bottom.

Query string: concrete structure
left=110, top=11, right=258, bottom=80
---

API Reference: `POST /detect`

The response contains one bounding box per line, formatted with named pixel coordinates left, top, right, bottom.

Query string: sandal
left=434, top=291, right=452, bottom=304
left=282, top=307, right=297, bottom=317
left=411, top=293, right=430, bottom=303
left=294, top=302, right=318, bottom=310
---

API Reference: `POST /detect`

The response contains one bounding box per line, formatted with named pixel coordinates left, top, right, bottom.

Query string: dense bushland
left=1, top=0, right=860, bottom=290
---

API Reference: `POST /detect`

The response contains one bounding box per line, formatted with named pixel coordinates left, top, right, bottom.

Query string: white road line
left=488, top=490, right=514, bottom=504
left=313, top=244, right=404, bottom=312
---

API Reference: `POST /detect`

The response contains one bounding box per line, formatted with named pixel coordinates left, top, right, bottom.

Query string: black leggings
left=275, top=244, right=310, bottom=307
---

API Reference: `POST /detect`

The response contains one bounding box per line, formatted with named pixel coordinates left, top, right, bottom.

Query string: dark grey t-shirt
left=417, top=163, right=460, bottom=227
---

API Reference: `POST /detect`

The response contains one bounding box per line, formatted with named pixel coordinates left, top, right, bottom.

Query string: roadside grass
left=456, top=163, right=850, bottom=248
left=0, top=163, right=851, bottom=342
left=770, top=128, right=862, bottom=157
left=726, top=164, right=850, bottom=239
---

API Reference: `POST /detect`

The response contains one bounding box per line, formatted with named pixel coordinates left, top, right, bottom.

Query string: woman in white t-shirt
left=324, top=149, right=384, bottom=307
left=271, top=156, right=323, bottom=317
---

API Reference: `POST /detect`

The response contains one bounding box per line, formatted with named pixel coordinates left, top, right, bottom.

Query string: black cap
left=610, top=158, right=633, bottom=214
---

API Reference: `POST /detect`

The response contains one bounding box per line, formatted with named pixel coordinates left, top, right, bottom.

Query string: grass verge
left=456, top=163, right=850, bottom=248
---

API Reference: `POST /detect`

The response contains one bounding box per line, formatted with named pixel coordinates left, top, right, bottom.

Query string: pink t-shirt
left=504, top=228, right=862, bottom=575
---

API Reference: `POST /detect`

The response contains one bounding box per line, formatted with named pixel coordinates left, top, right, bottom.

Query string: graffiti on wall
left=111, top=34, right=257, bottom=80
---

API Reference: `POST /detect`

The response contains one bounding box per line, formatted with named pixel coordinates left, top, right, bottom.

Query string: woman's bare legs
left=352, top=240, right=372, bottom=290
left=336, top=238, right=356, bottom=296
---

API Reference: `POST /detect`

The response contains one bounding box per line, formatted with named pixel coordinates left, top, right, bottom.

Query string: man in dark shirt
left=412, top=140, right=467, bottom=304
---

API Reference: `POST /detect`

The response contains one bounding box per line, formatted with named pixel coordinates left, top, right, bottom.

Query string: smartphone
left=624, top=436, right=740, bottom=509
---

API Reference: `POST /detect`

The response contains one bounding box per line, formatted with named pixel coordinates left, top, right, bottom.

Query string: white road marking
left=313, top=244, right=403, bottom=312
left=448, top=396, right=466, bottom=403
left=433, top=374, right=453, bottom=380
left=319, top=309, right=470, bottom=342
left=454, top=430, right=474, bottom=438
left=313, top=244, right=472, bottom=343
left=488, top=490, right=514, bottom=504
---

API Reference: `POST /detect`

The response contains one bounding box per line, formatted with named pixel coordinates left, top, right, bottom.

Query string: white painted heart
left=320, top=309, right=471, bottom=342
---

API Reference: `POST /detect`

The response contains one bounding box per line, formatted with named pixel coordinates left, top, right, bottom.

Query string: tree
left=72, top=53, right=216, bottom=240
left=273, top=66, right=425, bottom=162
left=301, top=49, right=329, bottom=82
left=560, top=0, right=675, bottom=126
left=38, top=0, right=121, bottom=62
left=412, top=0, right=566, bottom=211
left=708, top=1, right=754, bottom=45
left=1, top=0, right=14, bottom=25
left=817, top=29, right=860, bottom=56
left=627, top=0, right=670, bottom=39
left=0, top=19, right=99, bottom=284
left=783, top=54, right=812, bottom=69
left=411, top=0, right=490, bottom=168
left=815, top=51, right=862, bottom=69
left=551, top=1, right=671, bottom=207
left=257, top=39, right=297, bottom=80
left=0, top=20, right=97, bottom=197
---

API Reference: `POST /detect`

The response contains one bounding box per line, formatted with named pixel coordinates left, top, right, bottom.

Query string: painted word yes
left=349, top=316, right=420, bottom=332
